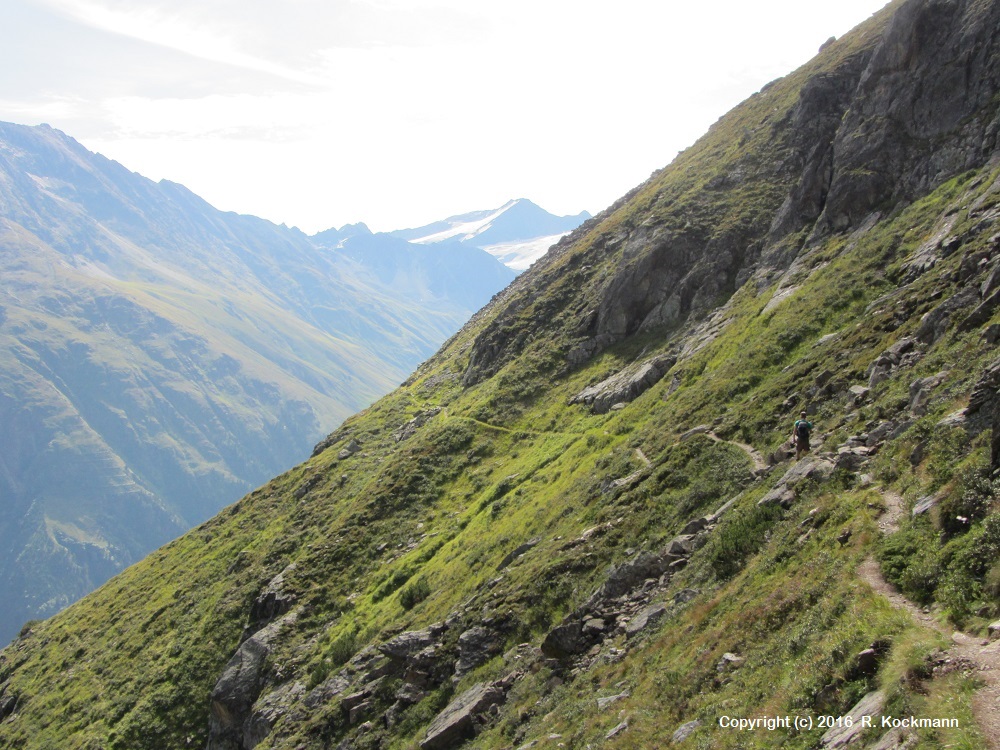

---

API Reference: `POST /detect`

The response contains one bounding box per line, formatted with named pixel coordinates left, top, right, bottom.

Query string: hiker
left=791, top=411, right=813, bottom=459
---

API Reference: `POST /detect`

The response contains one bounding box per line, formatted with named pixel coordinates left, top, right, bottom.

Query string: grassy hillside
left=2, top=0, right=1000, bottom=747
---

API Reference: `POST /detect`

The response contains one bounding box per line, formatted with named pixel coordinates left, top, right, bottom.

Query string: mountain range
left=0, top=122, right=539, bottom=645
left=390, top=199, right=591, bottom=271
left=3, top=0, right=1000, bottom=748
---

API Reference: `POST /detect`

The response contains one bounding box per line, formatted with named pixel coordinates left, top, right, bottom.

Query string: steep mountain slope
left=3, top=1, right=1000, bottom=748
left=0, top=123, right=515, bottom=645
left=390, top=199, right=591, bottom=271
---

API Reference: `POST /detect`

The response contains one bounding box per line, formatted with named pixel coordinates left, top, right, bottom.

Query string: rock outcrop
left=570, top=354, right=676, bottom=413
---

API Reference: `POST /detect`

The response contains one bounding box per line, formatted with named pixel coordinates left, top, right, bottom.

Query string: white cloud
left=3, top=0, right=893, bottom=232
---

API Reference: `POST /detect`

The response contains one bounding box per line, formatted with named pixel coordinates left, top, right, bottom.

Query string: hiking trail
left=860, top=488, right=1000, bottom=749
left=702, top=429, right=768, bottom=472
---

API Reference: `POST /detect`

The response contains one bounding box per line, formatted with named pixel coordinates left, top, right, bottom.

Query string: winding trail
left=860, top=488, right=1000, bottom=749
left=703, top=429, right=768, bottom=472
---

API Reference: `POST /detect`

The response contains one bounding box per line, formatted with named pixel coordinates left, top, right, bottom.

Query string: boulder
left=586, top=551, right=674, bottom=605
left=988, top=621, right=1000, bottom=641
left=847, top=648, right=880, bottom=679
left=835, top=446, right=870, bottom=472
left=597, top=691, right=629, bottom=710
left=847, top=385, right=870, bottom=405
left=625, top=604, right=667, bottom=637
left=393, top=408, right=442, bottom=443
left=820, top=690, right=884, bottom=748
left=605, top=720, right=629, bottom=739
left=717, top=653, right=745, bottom=672
left=673, top=588, right=699, bottom=605
left=497, top=538, right=540, bottom=571
left=672, top=719, right=701, bottom=743
left=570, top=354, right=676, bottom=414
left=908, top=371, right=948, bottom=415
left=967, top=356, right=1000, bottom=415
left=379, top=628, right=438, bottom=660
left=337, top=439, right=362, bottom=459
left=455, top=626, right=505, bottom=678
left=541, top=621, right=591, bottom=658
left=0, top=694, right=16, bottom=722
left=665, top=535, right=697, bottom=556
left=679, top=425, right=712, bottom=441
left=680, top=517, right=709, bottom=535
left=420, top=683, right=505, bottom=750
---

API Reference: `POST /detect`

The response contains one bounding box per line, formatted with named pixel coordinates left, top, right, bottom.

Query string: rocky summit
left=3, top=0, right=1000, bottom=748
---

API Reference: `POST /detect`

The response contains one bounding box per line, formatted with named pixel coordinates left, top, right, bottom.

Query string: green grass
left=2, top=4, right=999, bottom=747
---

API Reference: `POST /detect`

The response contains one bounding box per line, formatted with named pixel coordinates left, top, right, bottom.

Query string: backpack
left=795, top=420, right=811, bottom=440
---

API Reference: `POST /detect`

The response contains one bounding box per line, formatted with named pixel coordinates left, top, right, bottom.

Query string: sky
left=0, top=0, right=892, bottom=234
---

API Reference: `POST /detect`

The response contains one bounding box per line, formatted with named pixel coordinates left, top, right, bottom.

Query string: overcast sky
left=1, top=0, right=892, bottom=233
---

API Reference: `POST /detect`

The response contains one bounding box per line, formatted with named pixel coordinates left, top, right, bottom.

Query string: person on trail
left=792, top=411, right=813, bottom=460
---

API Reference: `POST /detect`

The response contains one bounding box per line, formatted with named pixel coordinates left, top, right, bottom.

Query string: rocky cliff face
left=465, top=0, right=1000, bottom=386
left=2, top=1, right=1000, bottom=749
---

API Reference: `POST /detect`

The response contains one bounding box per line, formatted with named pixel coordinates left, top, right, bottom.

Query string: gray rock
left=783, top=455, right=835, bottom=484
left=988, top=621, right=1000, bottom=641
left=916, top=288, right=978, bottom=344
left=759, top=487, right=796, bottom=507
left=243, top=680, right=306, bottom=749
left=680, top=517, right=709, bottom=535
left=912, top=493, right=940, bottom=517
left=835, top=446, right=871, bottom=472
left=666, top=535, right=697, bottom=556
left=679, top=425, right=712, bottom=441
left=967, top=356, right=1000, bottom=415
left=393, top=408, right=442, bottom=442
left=937, top=409, right=967, bottom=428
left=541, top=621, right=590, bottom=658
left=455, top=626, right=505, bottom=679
left=865, top=421, right=894, bottom=447
left=673, top=588, right=699, bottom=605
left=303, top=674, right=350, bottom=710
left=717, top=653, right=745, bottom=671
left=847, top=385, right=870, bottom=404
left=602, top=470, right=645, bottom=494
left=497, top=537, right=541, bottom=571
left=243, top=564, right=297, bottom=640
left=207, top=611, right=298, bottom=750
left=981, top=323, right=1000, bottom=344
left=908, top=371, right=948, bottom=415
left=420, top=683, right=505, bottom=750
left=597, top=691, right=629, bottom=710
left=672, top=719, right=701, bottom=743
left=337, top=439, right=362, bottom=459
left=586, top=551, right=675, bottom=606
left=867, top=727, right=917, bottom=750
left=848, top=648, right=880, bottom=679
left=570, top=354, right=676, bottom=414
left=0, top=694, right=16, bottom=722
left=605, top=720, right=629, bottom=739
left=625, top=604, right=667, bottom=637
left=820, top=690, right=884, bottom=748
left=867, top=362, right=893, bottom=389
left=379, top=628, right=438, bottom=660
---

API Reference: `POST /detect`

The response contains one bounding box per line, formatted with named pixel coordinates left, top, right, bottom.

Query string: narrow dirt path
left=701, top=429, right=768, bottom=472
left=860, top=489, right=1000, bottom=749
